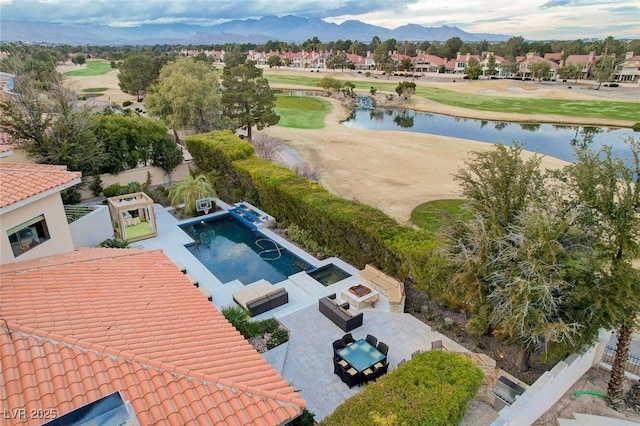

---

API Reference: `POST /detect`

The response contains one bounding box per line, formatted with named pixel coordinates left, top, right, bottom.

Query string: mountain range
left=0, top=15, right=511, bottom=45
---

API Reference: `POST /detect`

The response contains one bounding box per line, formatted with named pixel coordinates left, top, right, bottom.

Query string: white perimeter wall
left=491, top=333, right=609, bottom=426
left=69, top=205, right=113, bottom=248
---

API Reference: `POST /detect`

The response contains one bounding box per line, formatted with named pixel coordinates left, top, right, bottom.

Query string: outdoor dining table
left=337, top=338, right=386, bottom=372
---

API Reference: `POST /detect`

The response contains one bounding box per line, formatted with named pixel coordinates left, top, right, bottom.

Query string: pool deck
left=134, top=202, right=498, bottom=423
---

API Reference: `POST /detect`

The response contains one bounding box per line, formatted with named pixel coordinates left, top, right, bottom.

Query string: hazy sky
left=0, top=0, right=638, bottom=40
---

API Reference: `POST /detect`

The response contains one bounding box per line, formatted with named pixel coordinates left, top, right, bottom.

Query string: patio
left=134, top=202, right=498, bottom=423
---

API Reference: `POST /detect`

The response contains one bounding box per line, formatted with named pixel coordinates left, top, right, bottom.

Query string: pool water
left=181, top=215, right=310, bottom=285
left=307, top=264, right=351, bottom=286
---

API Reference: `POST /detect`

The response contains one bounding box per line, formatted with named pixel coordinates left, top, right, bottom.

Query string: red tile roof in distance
left=0, top=163, right=81, bottom=208
left=0, top=248, right=304, bottom=425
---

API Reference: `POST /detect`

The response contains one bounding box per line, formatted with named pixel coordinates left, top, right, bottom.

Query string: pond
left=341, top=103, right=637, bottom=163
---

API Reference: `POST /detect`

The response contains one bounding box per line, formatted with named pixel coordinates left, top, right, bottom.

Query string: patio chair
left=431, top=340, right=444, bottom=351
left=372, top=360, right=389, bottom=380
left=342, top=333, right=356, bottom=346
left=333, top=339, right=346, bottom=357
left=362, top=367, right=375, bottom=384
left=340, top=364, right=360, bottom=389
left=365, top=334, right=378, bottom=347
left=411, top=349, right=421, bottom=358
left=377, top=341, right=389, bottom=356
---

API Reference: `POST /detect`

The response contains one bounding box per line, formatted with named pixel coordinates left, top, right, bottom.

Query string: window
left=7, top=215, right=50, bottom=257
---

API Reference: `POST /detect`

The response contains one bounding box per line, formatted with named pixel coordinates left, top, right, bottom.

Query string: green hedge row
left=320, top=351, right=483, bottom=426
left=185, top=130, right=444, bottom=288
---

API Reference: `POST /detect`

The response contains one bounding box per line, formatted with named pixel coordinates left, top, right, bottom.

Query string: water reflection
left=342, top=106, right=636, bottom=163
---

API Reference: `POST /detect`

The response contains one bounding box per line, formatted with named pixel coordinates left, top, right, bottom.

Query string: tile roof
left=0, top=248, right=304, bottom=425
left=0, top=163, right=81, bottom=209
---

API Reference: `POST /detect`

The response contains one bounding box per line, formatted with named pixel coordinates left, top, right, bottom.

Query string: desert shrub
left=319, top=351, right=483, bottom=426
left=122, top=100, right=132, bottom=107
left=259, top=318, right=280, bottom=334
left=146, top=186, right=170, bottom=206
left=633, top=122, right=640, bottom=132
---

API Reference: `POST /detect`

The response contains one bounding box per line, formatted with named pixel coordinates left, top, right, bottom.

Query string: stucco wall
left=1, top=193, right=75, bottom=264
left=490, top=335, right=607, bottom=426
left=69, top=205, right=113, bottom=248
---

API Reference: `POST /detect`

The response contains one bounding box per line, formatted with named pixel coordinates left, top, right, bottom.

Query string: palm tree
left=168, top=173, right=216, bottom=217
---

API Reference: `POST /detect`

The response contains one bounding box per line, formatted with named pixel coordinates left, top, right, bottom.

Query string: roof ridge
left=2, top=320, right=305, bottom=410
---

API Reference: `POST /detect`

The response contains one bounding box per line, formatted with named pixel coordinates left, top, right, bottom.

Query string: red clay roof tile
left=0, top=163, right=81, bottom=208
left=1, top=248, right=304, bottom=425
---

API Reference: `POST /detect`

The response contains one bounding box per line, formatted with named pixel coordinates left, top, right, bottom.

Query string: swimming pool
left=180, top=214, right=311, bottom=285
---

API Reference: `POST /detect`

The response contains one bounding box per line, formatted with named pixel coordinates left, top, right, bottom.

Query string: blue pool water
left=180, top=215, right=311, bottom=285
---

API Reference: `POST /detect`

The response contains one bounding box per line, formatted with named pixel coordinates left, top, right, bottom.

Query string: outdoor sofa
left=319, top=294, right=363, bottom=332
left=359, top=264, right=406, bottom=313
left=232, top=280, right=289, bottom=316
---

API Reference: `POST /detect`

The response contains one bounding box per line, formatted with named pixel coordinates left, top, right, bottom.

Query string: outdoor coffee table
left=337, top=338, right=385, bottom=372
left=341, top=284, right=379, bottom=309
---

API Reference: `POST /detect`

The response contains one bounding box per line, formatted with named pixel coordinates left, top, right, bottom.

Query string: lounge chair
left=411, top=349, right=421, bottom=358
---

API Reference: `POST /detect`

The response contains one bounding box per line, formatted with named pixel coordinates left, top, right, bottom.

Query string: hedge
left=185, top=130, right=445, bottom=291
left=319, top=351, right=483, bottom=426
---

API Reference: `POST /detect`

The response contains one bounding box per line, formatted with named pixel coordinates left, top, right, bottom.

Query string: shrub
left=100, top=238, right=129, bottom=248
left=319, top=351, right=483, bottom=425
left=259, top=318, right=280, bottom=334
left=632, top=122, right=640, bottom=132
left=122, top=100, right=132, bottom=107
left=609, top=83, right=619, bottom=87
left=61, top=188, right=82, bottom=205
left=267, top=328, right=289, bottom=349
left=90, top=174, right=104, bottom=196
left=103, top=183, right=125, bottom=198
left=288, top=408, right=316, bottom=426
left=221, top=305, right=261, bottom=338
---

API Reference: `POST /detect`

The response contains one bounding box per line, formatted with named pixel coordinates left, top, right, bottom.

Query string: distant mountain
left=0, top=15, right=511, bottom=45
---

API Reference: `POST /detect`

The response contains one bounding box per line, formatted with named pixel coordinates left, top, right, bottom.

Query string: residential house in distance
left=445, top=52, right=479, bottom=74
left=516, top=52, right=559, bottom=79
left=613, top=52, right=640, bottom=83
left=478, top=52, right=509, bottom=78
left=412, top=50, right=445, bottom=73
left=0, top=155, right=305, bottom=424
left=564, top=51, right=605, bottom=79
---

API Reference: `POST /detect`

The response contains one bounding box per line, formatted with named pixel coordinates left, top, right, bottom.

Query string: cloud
left=540, top=0, right=572, bottom=8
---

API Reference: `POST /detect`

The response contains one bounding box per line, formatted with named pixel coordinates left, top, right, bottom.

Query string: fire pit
left=342, top=285, right=379, bottom=309
left=349, top=285, right=372, bottom=297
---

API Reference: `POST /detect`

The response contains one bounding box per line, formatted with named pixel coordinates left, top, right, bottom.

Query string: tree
left=267, top=55, right=282, bottom=68
left=444, top=144, right=609, bottom=370
left=395, top=81, right=416, bottom=100
left=464, top=57, right=482, bottom=80
left=594, top=55, right=614, bottom=90
left=221, top=60, right=279, bottom=141
left=71, top=54, right=86, bottom=66
left=92, top=114, right=181, bottom=175
left=530, top=61, right=551, bottom=82
left=564, top=139, right=640, bottom=408
left=559, top=62, right=580, bottom=82
left=486, top=55, right=497, bottom=78
left=118, top=54, right=165, bottom=101
left=145, top=57, right=234, bottom=143
left=445, top=145, right=547, bottom=335
left=443, top=37, right=463, bottom=60
left=0, top=73, right=101, bottom=173
left=317, top=76, right=342, bottom=94
left=400, top=57, right=413, bottom=72
left=168, top=173, right=216, bottom=216
left=326, top=51, right=348, bottom=72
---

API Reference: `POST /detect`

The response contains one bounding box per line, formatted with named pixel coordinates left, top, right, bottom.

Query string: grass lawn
left=275, top=95, right=332, bottom=129
left=64, top=60, right=113, bottom=76
left=265, top=74, right=640, bottom=123
left=410, top=199, right=471, bottom=233
left=82, top=87, right=108, bottom=92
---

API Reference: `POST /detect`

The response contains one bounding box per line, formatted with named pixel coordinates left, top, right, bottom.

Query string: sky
left=0, top=0, right=638, bottom=40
